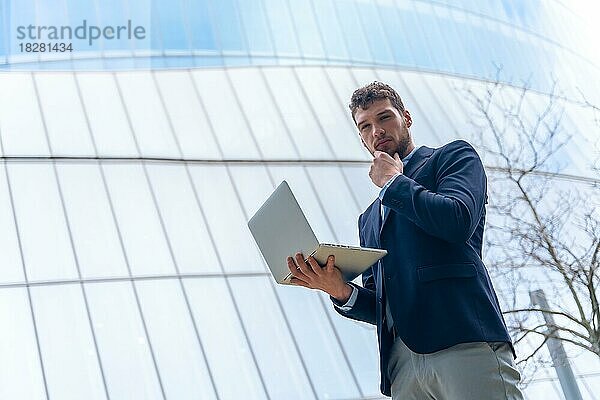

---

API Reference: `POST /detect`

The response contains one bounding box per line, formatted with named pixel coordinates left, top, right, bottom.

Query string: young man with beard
left=286, top=82, right=523, bottom=399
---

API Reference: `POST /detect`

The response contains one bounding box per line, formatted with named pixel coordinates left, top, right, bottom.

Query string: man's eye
left=361, top=124, right=370, bottom=131
left=381, top=115, right=390, bottom=120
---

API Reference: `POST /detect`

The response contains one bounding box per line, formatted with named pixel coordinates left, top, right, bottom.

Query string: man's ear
left=403, top=109, right=412, bottom=128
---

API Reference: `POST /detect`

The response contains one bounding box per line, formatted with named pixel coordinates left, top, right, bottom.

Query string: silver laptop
left=248, top=181, right=387, bottom=285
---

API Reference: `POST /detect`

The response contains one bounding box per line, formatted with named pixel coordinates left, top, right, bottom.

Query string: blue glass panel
left=533, top=45, right=556, bottom=93
left=147, top=54, right=224, bottom=68
left=92, top=0, right=128, bottom=52
left=32, top=0, right=67, bottom=38
left=395, top=2, right=435, bottom=70
left=101, top=56, right=136, bottom=69
left=377, top=1, right=414, bottom=67
left=433, top=7, right=475, bottom=75
left=452, top=12, right=494, bottom=80
left=261, top=0, right=299, bottom=57
left=208, top=0, right=245, bottom=53
left=236, top=0, right=273, bottom=55
left=479, top=0, right=509, bottom=23
left=0, top=1, right=7, bottom=61
left=495, top=27, right=529, bottom=85
left=434, top=0, right=481, bottom=14
left=476, top=24, right=501, bottom=78
left=310, top=0, right=348, bottom=61
left=67, top=58, right=100, bottom=70
left=196, top=55, right=223, bottom=66
left=124, top=0, right=151, bottom=54
left=479, top=26, right=507, bottom=81
left=256, top=55, right=278, bottom=65
left=222, top=55, right=252, bottom=66
left=517, top=38, right=543, bottom=91
left=505, top=30, right=532, bottom=84
left=287, top=0, right=325, bottom=59
left=151, top=0, right=189, bottom=51
left=148, top=56, right=169, bottom=69
left=332, top=0, right=371, bottom=63
left=502, top=0, right=542, bottom=32
left=149, top=1, right=163, bottom=52
left=354, top=1, right=393, bottom=65
left=501, top=1, right=521, bottom=25
left=412, top=4, right=453, bottom=73
left=186, top=0, right=217, bottom=51
left=163, top=56, right=196, bottom=68
left=9, top=0, right=36, bottom=66
left=60, top=0, right=102, bottom=54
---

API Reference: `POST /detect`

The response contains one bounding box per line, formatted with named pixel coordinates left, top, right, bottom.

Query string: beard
left=392, top=135, right=412, bottom=159
left=367, top=129, right=412, bottom=158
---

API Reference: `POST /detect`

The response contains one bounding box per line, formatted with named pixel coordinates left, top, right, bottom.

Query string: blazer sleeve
left=381, top=140, right=487, bottom=243
left=332, top=213, right=377, bottom=325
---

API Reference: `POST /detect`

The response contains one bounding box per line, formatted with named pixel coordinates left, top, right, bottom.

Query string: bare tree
left=462, top=78, right=600, bottom=379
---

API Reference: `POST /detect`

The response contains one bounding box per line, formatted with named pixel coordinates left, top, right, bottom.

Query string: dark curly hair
left=349, top=81, right=405, bottom=124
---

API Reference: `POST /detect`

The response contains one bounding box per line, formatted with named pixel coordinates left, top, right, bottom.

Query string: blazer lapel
left=380, top=201, right=391, bottom=234
left=363, top=199, right=382, bottom=248
left=374, top=199, right=382, bottom=238
left=403, top=146, right=434, bottom=178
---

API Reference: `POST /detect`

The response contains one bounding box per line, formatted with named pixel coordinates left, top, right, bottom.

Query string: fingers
left=306, top=256, right=323, bottom=276
left=374, top=151, right=396, bottom=165
left=287, top=254, right=334, bottom=288
left=295, top=253, right=317, bottom=280
left=306, top=255, right=334, bottom=274
left=287, top=256, right=308, bottom=284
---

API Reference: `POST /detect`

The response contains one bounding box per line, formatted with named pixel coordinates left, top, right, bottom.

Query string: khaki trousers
left=387, top=338, right=524, bottom=400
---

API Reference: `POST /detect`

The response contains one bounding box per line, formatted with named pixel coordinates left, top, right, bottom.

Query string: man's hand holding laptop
left=287, top=253, right=353, bottom=303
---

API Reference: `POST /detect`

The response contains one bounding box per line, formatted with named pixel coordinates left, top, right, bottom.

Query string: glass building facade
left=0, top=1, right=599, bottom=399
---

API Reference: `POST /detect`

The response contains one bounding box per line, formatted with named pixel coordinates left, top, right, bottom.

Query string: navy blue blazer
left=334, top=140, right=512, bottom=396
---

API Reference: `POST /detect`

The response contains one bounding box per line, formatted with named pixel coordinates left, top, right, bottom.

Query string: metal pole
left=530, top=289, right=584, bottom=400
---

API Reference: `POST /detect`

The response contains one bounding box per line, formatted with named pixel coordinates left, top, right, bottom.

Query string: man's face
left=354, top=98, right=413, bottom=158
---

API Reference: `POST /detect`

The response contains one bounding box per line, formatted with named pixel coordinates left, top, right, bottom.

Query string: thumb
left=326, top=255, right=335, bottom=270
left=394, top=153, right=401, bottom=163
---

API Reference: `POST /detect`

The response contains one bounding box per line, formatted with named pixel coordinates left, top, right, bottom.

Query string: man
left=286, top=82, right=523, bottom=399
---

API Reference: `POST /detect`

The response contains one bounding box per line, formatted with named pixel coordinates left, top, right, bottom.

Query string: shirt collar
left=402, top=145, right=421, bottom=166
